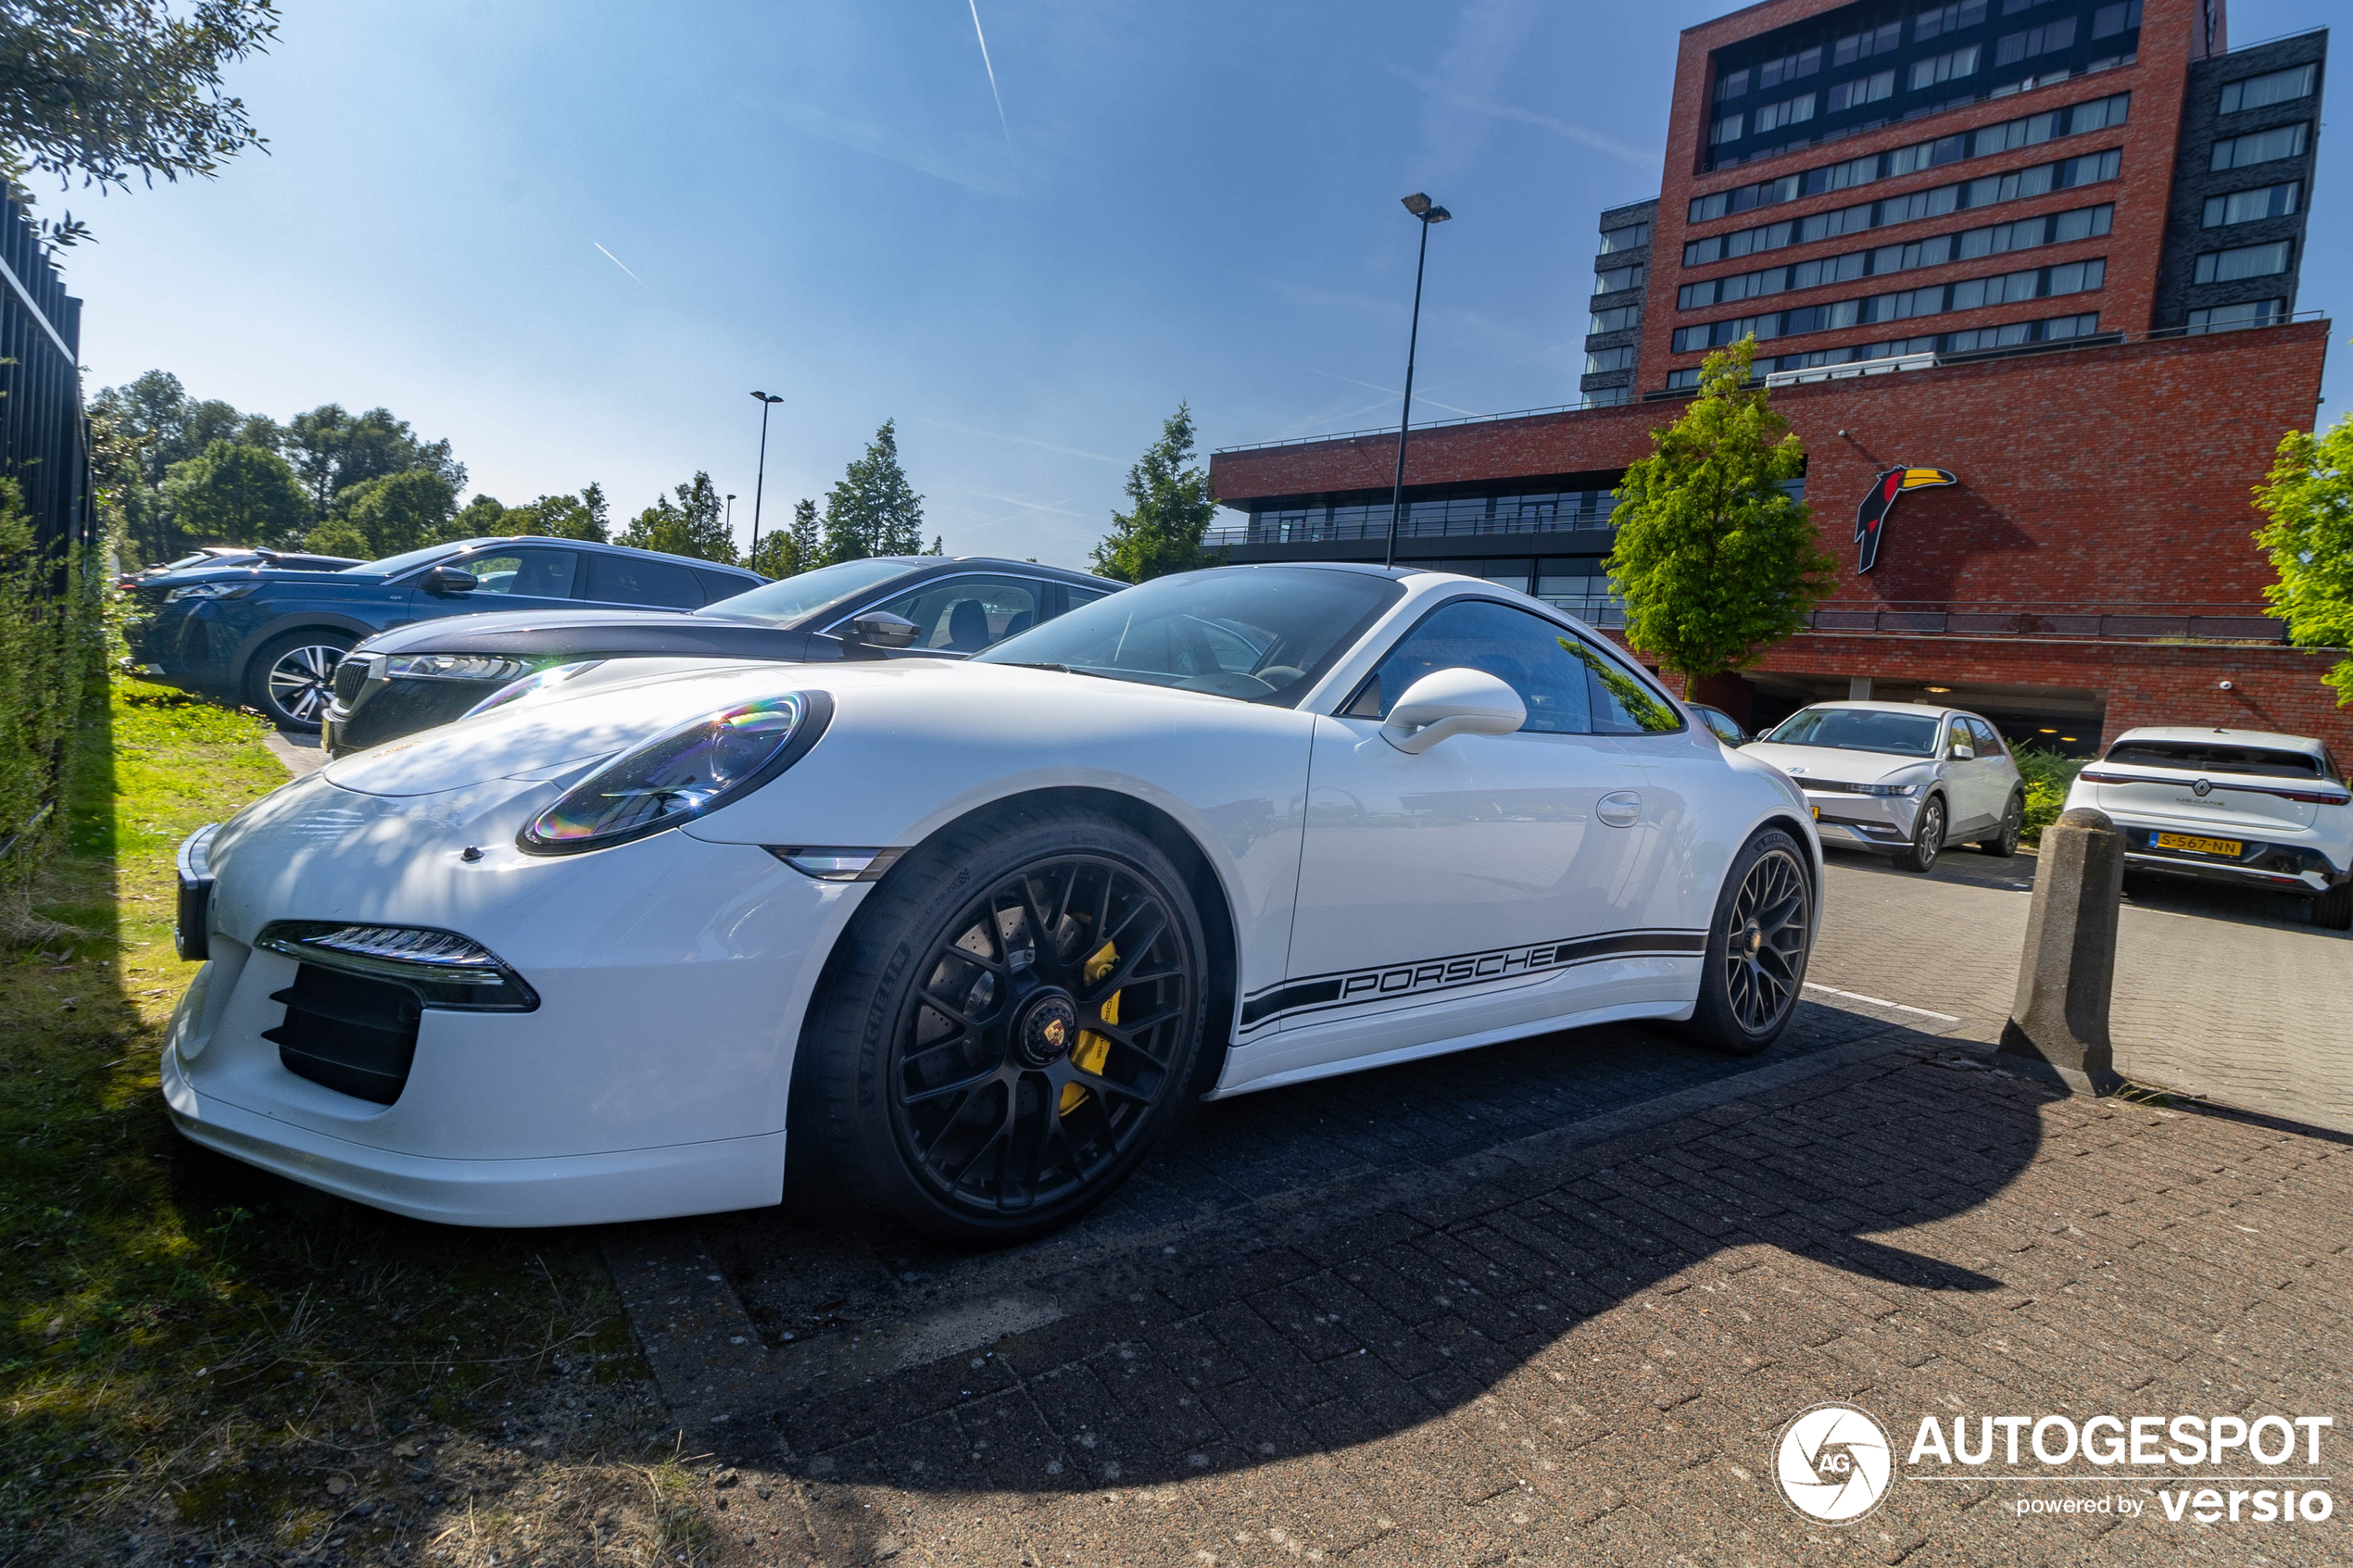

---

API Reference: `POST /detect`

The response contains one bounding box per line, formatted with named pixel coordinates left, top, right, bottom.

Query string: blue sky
left=59, top=0, right=2349, bottom=568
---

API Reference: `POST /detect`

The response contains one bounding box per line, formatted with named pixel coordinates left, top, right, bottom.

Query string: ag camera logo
left=1777, top=1403, right=1894, bottom=1524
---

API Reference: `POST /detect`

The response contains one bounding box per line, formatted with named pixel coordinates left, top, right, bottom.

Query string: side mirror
left=1949, top=743, right=1976, bottom=761
left=842, top=610, right=922, bottom=650
left=422, top=566, right=478, bottom=595
left=1381, top=667, right=1527, bottom=754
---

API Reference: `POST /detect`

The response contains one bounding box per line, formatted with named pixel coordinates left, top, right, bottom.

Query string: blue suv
left=122, top=535, right=766, bottom=730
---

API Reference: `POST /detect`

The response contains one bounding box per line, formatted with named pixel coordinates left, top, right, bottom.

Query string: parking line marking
left=1805, top=982, right=1961, bottom=1023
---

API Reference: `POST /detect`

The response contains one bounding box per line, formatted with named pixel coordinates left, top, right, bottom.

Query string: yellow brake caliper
left=1059, top=941, right=1118, bottom=1115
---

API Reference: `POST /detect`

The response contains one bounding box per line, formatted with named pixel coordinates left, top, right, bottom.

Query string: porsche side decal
left=1239, top=929, right=1707, bottom=1031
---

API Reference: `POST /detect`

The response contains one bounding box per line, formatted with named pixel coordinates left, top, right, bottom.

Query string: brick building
left=1207, top=0, right=2337, bottom=756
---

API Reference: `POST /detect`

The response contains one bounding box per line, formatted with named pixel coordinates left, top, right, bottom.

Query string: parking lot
left=593, top=840, right=2353, bottom=1566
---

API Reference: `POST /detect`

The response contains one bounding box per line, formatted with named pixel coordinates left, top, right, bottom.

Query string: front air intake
left=263, top=964, right=421, bottom=1105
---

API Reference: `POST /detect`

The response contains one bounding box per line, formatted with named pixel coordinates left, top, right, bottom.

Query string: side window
left=1968, top=718, right=2004, bottom=756
left=1575, top=640, right=1682, bottom=734
left=1345, top=598, right=1597, bottom=734
left=585, top=552, right=705, bottom=609
left=865, top=577, right=1041, bottom=652
left=459, top=548, right=579, bottom=597
left=1065, top=585, right=1115, bottom=612
left=691, top=569, right=753, bottom=607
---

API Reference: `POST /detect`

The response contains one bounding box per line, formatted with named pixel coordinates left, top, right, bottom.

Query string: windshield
left=2106, top=740, right=2331, bottom=781
left=974, top=566, right=1403, bottom=703
left=695, top=558, right=920, bottom=626
left=1765, top=707, right=1943, bottom=758
left=344, top=542, right=465, bottom=577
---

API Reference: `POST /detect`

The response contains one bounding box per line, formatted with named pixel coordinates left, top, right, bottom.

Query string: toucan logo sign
left=1854, top=465, right=1957, bottom=572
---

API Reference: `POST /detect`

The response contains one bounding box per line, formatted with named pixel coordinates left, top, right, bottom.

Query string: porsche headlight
left=518, top=690, right=832, bottom=854
left=463, top=659, right=605, bottom=719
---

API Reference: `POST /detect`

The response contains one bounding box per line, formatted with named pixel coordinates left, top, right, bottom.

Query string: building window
left=1585, top=347, right=1635, bottom=373
left=1752, top=93, right=1817, bottom=134
left=1589, top=303, right=1642, bottom=334
left=1710, top=112, right=1744, bottom=145
left=1597, top=221, right=1650, bottom=254
left=1916, top=3, right=1988, bottom=42
left=2202, top=182, right=2300, bottom=228
left=1684, top=148, right=2117, bottom=264
left=2210, top=123, right=2309, bottom=172
left=1678, top=205, right=2110, bottom=310
left=1994, top=19, right=2073, bottom=68
left=1584, top=385, right=1631, bottom=408
left=1827, top=69, right=1897, bottom=112
left=1717, top=68, right=1750, bottom=101
left=1593, top=264, right=1643, bottom=295
left=1757, top=47, right=1822, bottom=89
left=2090, top=1, right=2142, bottom=39
left=2193, top=240, right=2292, bottom=284
left=2220, top=63, right=2317, bottom=114
left=1833, top=21, right=1903, bottom=66
left=1670, top=258, right=2105, bottom=351
left=1691, top=92, right=2127, bottom=214
left=2186, top=299, right=2284, bottom=334
left=1912, top=45, right=1982, bottom=91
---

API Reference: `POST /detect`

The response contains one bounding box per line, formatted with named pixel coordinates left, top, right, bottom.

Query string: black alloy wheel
left=792, top=805, right=1208, bottom=1246
left=1683, top=827, right=1813, bottom=1056
left=1896, top=795, right=1946, bottom=873
left=1978, top=791, right=2024, bottom=858
left=246, top=631, right=354, bottom=732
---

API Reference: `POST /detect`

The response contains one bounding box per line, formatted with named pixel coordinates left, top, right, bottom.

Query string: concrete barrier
left=1998, top=806, right=2126, bottom=1094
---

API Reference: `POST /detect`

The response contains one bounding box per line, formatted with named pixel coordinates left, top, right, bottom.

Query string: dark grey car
left=323, top=555, right=1124, bottom=755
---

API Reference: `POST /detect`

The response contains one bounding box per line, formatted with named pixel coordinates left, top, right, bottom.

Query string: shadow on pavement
left=696, top=1019, right=2049, bottom=1508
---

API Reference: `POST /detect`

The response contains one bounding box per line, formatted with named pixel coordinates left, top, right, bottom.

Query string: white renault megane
left=164, top=563, right=1823, bottom=1245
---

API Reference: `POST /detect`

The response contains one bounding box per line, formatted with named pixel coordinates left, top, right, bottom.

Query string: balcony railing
left=1805, top=602, right=2287, bottom=643
left=1204, top=508, right=1617, bottom=548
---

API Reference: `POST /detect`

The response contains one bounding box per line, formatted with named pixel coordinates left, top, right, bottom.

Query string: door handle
left=1597, top=790, right=1642, bottom=828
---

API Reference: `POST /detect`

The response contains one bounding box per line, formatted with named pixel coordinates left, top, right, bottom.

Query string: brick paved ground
left=1808, top=846, right=2353, bottom=1132
left=658, top=1051, right=2353, bottom=1566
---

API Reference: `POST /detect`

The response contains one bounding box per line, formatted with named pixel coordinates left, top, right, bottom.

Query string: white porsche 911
left=165, top=563, right=1823, bottom=1245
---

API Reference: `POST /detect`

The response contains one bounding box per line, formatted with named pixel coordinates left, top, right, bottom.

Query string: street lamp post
left=725, top=493, right=736, bottom=537
left=1385, top=193, right=1453, bottom=569
left=748, top=392, right=784, bottom=558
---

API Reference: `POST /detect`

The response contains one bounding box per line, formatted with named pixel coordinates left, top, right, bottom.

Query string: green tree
left=821, top=420, right=925, bottom=562
left=748, top=495, right=824, bottom=578
left=2254, top=411, right=2353, bottom=706
left=0, top=0, right=282, bottom=252
left=1088, top=402, right=1221, bottom=583
left=157, top=438, right=308, bottom=546
left=619, top=470, right=736, bottom=563
left=313, top=468, right=456, bottom=558
left=1604, top=338, right=1834, bottom=682
left=505, top=486, right=608, bottom=542
left=284, top=404, right=465, bottom=521
left=447, top=493, right=507, bottom=542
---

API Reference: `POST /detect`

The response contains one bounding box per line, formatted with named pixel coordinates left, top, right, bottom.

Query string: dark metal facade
left=0, top=194, right=92, bottom=560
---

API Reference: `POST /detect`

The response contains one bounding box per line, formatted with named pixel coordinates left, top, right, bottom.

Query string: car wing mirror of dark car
left=842, top=610, right=922, bottom=650
left=422, top=566, right=479, bottom=595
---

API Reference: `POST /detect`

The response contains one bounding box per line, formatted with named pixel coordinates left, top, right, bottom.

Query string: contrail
left=594, top=242, right=648, bottom=288
left=967, top=0, right=1011, bottom=144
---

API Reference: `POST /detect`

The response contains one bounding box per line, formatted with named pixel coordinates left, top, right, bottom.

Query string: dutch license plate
left=2155, top=831, right=2241, bottom=857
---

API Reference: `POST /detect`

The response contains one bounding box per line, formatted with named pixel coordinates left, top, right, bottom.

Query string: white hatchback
left=2067, top=727, right=2353, bottom=930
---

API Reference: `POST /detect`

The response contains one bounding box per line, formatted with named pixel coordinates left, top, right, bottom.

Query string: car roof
left=1782, top=700, right=1969, bottom=720
left=2108, top=725, right=2324, bottom=755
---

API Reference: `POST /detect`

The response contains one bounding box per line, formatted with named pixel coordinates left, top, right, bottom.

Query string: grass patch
left=2, top=678, right=711, bottom=1566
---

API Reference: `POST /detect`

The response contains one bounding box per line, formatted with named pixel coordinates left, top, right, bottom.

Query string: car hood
left=1740, top=743, right=1934, bottom=787
left=317, top=656, right=1272, bottom=799
left=354, top=606, right=818, bottom=661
